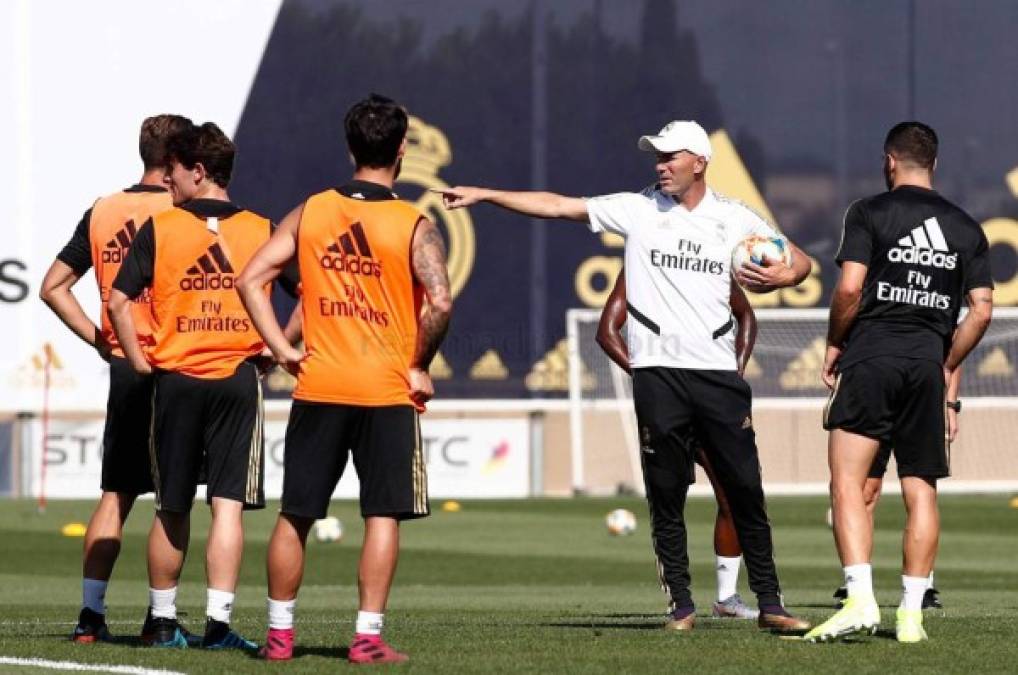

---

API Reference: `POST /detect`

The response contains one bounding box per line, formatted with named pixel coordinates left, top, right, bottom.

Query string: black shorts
left=281, top=401, right=427, bottom=521
left=868, top=444, right=893, bottom=479
left=150, top=362, right=265, bottom=512
left=824, top=356, right=949, bottom=479
left=100, top=356, right=155, bottom=495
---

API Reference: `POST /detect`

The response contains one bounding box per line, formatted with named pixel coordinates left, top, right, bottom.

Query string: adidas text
left=319, top=255, right=382, bottom=277
left=887, top=247, right=957, bottom=269
left=179, top=273, right=235, bottom=291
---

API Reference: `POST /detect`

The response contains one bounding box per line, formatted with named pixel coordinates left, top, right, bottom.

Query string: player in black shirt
left=807, top=122, right=993, bottom=644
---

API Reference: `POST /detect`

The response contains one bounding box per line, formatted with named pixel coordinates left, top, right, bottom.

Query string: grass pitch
left=0, top=495, right=1015, bottom=673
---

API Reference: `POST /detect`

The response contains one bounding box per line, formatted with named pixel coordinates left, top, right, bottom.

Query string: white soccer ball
left=605, top=508, right=637, bottom=536
left=731, top=235, right=792, bottom=271
left=313, top=516, right=344, bottom=543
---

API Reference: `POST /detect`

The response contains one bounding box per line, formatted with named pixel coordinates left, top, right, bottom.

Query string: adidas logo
left=320, top=222, right=382, bottom=277
left=179, top=242, right=235, bottom=291
left=101, top=220, right=138, bottom=264
left=888, top=217, right=957, bottom=269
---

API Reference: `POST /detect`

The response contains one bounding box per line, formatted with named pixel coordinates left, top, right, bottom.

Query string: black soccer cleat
left=922, top=587, right=943, bottom=610
left=141, top=607, right=201, bottom=646
left=833, top=585, right=848, bottom=608
left=71, top=607, right=112, bottom=643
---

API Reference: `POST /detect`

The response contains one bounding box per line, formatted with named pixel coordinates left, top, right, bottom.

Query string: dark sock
left=759, top=604, right=789, bottom=616
left=670, top=605, right=695, bottom=620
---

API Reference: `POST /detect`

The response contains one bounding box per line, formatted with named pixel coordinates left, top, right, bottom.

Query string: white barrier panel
left=26, top=416, right=530, bottom=500
left=0, top=0, right=282, bottom=413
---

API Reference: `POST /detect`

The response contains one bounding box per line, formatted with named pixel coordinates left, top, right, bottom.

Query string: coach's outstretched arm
left=409, top=217, right=454, bottom=407
left=435, top=187, right=589, bottom=222
left=237, top=204, right=305, bottom=374
left=944, top=287, right=993, bottom=377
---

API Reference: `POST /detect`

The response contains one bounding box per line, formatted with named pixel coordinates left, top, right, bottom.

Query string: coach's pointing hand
left=432, top=186, right=488, bottom=209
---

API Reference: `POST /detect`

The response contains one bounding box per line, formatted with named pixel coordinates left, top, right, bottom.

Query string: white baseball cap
left=638, top=120, right=712, bottom=160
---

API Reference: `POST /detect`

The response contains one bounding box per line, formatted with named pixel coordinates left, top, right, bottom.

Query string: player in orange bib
left=40, top=114, right=191, bottom=644
left=237, top=94, right=453, bottom=665
left=109, top=121, right=292, bottom=652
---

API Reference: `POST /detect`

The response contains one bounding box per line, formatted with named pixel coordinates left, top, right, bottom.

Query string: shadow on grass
left=241, top=645, right=350, bottom=660
left=796, top=603, right=899, bottom=609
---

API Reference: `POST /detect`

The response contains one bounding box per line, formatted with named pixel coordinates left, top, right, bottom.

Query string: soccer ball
left=605, top=508, right=637, bottom=536
left=313, top=516, right=343, bottom=543
left=731, top=235, right=792, bottom=270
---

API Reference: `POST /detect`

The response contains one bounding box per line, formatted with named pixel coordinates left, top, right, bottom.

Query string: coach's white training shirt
left=586, top=186, right=778, bottom=370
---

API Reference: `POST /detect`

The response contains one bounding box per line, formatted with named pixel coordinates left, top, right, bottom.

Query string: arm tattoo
left=411, top=219, right=453, bottom=369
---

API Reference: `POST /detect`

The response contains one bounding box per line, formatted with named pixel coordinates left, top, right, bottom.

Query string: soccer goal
left=567, top=307, right=1018, bottom=496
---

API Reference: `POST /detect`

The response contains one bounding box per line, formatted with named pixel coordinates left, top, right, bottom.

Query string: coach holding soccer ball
left=437, top=120, right=812, bottom=632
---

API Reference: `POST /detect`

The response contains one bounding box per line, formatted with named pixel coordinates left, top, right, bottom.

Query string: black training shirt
left=835, top=185, right=992, bottom=367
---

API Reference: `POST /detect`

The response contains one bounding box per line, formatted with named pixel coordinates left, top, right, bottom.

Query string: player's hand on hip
left=431, top=186, right=485, bottom=209
left=275, top=345, right=304, bottom=377
left=130, top=357, right=153, bottom=376
left=252, top=346, right=276, bottom=377
left=94, top=336, right=114, bottom=363
left=409, top=367, right=434, bottom=408
left=821, top=345, right=841, bottom=389
left=735, top=260, right=794, bottom=293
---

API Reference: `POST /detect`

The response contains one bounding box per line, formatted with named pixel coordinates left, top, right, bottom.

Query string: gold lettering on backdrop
left=981, top=218, right=1018, bottom=304
left=743, top=355, right=763, bottom=379
left=430, top=352, right=453, bottom=380
left=399, top=116, right=475, bottom=300
left=977, top=346, right=1014, bottom=377
left=469, top=349, right=509, bottom=380
left=575, top=129, right=822, bottom=307
left=575, top=256, right=624, bottom=307
left=779, top=337, right=827, bottom=390
left=526, top=338, right=596, bottom=392
left=969, top=168, right=1018, bottom=305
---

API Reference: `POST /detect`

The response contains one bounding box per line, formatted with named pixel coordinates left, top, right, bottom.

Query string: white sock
left=926, top=571, right=935, bottom=590
left=715, top=555, right=742, bottom=602
left=82, top=578, right=108, bottom=615
left=206, top=588, right=235, bottom=624
left=268, top=597, right=296, bottom=630
left=149, top=587, right=177, bottom=620
left=900, top=575, right=928, bottom=611
left=843, top=563, right=873, bottom=599
left=355, top=610, right=384, bottom=636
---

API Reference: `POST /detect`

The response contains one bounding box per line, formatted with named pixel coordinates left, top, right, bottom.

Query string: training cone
left=1009, top=496, right=1018, bottom=509
left=442, top=500, right=462, bottom=512
left=61, top=522, right=87, bottom=537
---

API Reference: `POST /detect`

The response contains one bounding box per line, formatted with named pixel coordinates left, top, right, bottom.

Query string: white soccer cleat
left=712, top=594, right=760, bottom=620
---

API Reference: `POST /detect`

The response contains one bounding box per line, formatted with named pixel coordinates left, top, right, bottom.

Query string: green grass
left=0, top=495, right=1016, bottom=673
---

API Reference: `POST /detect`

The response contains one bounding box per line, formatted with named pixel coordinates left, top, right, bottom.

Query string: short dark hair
left=139, top=114, right=192, bottom=169
left=165, top=121, right=236, bottom=188
left=884, top=121, right=938, bottom=170
left=344, top=94, right=408, bottom=168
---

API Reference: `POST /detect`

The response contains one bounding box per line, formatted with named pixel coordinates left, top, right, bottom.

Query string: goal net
left=567, top=307, right=1018, bottom=495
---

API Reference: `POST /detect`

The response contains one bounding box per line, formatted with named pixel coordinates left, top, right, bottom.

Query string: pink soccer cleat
left=348, top=634, right=409, bottom=665
left=259, top=627, right=294, bottom=661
